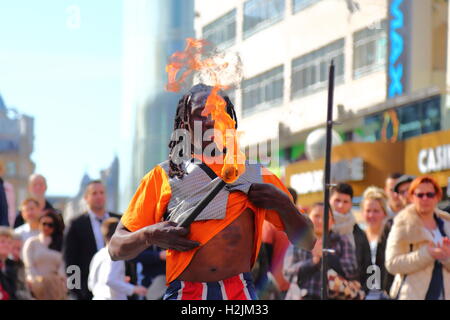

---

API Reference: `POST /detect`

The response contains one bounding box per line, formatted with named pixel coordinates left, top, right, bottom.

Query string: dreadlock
left=168, top=84, right=238, bottom=179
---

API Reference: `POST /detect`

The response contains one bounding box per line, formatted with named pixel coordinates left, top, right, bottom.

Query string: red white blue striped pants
left=163, top=272, right=258, bottom=300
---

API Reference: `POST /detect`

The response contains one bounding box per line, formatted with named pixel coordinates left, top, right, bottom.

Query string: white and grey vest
left=159, top=159, right=264, bottom=224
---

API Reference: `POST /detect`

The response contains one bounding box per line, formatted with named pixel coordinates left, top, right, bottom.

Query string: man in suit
left=63, top=180, right=121, bottom=300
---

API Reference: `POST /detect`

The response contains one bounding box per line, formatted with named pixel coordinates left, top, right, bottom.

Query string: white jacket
left=385, top=204, right=450, bottom=300
left=88, top=247, right=135, bottom=300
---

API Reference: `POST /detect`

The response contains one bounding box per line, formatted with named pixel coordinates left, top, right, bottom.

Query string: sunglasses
left=41, top=222, right=55, bottom=228
left=414, top=192, right=436, bottom=199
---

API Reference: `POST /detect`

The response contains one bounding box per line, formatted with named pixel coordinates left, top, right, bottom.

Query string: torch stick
left=178, top=177, right=227, bottom=228
left=321, top=60, right=335, bottom=301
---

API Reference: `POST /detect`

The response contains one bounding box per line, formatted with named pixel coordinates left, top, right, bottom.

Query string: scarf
left=332, top=210, right=356, bottom=237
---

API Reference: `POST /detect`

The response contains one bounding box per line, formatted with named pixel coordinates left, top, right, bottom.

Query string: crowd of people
left=281, top=174, right=450, bottom=300
left=0, top=173, right=165, bottom=300
left=1, top=158, right=450, bottom=302
left=1, top=169, right=450, bottom=300
left=1, top=157, right=450, bottom=300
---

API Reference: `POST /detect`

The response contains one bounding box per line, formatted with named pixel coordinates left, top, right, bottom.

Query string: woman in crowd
left=360, top=186, right=388, bottom=265
left=385, top=175, right=450, bottom=300
left=359, top=186, right=391, bottom=298
left=22, top=211, right=67, bottom=300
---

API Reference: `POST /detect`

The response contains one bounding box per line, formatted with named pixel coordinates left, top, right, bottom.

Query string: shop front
left=285, top=129, right=450, bottom=207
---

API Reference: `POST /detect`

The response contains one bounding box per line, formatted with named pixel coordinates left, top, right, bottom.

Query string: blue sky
left=0, top=0, right=123, bottom=196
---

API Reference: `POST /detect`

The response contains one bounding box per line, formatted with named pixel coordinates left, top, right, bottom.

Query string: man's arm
left=108, top=221, right=200, bottom=261
left=283, top=244, right=319, bottom=284
left=248, top=183, right=315, bottom=250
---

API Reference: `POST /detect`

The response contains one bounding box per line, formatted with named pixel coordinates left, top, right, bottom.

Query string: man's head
left=84, top=180, right=106, bottom=213
left=20, top=198, right=41, bottom=225
left=168, top=83, right=237, bottom=178
left=28, top=174, right=47, bottom=199
left=0, top=227, right=12, bottom=260
left=309, top=202, right=334, bottom=236
left=330, top=183, right=354, bottom=215
left=384, top=172, right=403, bottom=213
left=101, top=217, right=119, bottom=245
left=394, top=175, right=415, bottom=208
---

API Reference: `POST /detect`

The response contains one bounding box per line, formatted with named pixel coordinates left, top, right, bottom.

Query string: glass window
left=243, top=0, right=285, bottom=39
left=242, top=65, right=284, bottom=117
left=353, top=20, right=387, bottom=79
left=362, top=96, right=441, bottom=141
left=292, top=0, right=321, bottom=13
left=291, top=39, right=345, bottom=99
left=202, top=9, right=237, bottom=49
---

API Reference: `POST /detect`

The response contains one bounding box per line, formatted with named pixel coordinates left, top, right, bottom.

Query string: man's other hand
left=247, top=183, right=291, bottom=211
left=143, top=221, right=201, bottom=251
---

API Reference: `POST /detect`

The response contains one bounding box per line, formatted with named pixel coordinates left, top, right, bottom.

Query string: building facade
left=119, top=0, right=195, bottom=211
left=194, top=0, right=450, bottom=206
left=0, top=94, right=35, bottom=208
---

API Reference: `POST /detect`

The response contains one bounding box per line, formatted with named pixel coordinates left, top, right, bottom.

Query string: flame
left=165, top=38, right=226, bottom=92
left=166, top=38, right=246, bottom=183
left=202, top=87, right=246, bottom=183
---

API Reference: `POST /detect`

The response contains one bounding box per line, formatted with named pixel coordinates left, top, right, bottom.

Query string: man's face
left=188, top=90, right=219, bottom=154
left=29, top=176, right=47, bottom=198
left=385, top=177, right=402, bottom=211
left=397, top=182, right=412, bottom=207
left=330, top=192, right=353, bottom=215
left=84, top=183, right=106, bottom=212
left=21, top=201, right=41, bottom=224
left=309, top=206, right=334, bottom=235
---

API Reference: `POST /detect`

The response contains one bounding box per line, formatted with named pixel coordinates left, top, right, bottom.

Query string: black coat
left=62, top=212, right=121, bottom=300
left=376, top=218, right=395, bottom=293
left=0, top=259, right=18, bottom=300
left=353, top=224, right=373, bottom=292
left=0, top=178, right=9, bottom=226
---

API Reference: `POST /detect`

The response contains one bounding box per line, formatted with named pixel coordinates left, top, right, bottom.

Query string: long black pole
left=321, top=60, right=335, bottom=300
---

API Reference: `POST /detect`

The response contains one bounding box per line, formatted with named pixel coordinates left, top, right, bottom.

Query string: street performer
left=109, top=84, right=315, bottom=300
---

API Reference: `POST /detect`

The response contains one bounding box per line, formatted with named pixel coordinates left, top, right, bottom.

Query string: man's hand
left=133, top=286, right=148, bottom=296
left=247, top=183, right=291, bottom=211
left=142, top=221, right=201, bottom=251
left=311, top=239, right=323, bottom=265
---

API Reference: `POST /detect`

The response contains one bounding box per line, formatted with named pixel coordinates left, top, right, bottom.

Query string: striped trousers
left=163, top=272, right=258, bottom=300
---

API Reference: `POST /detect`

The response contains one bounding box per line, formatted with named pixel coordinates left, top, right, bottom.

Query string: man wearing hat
left=393, top=175, right=416, bottom=209
left=377, top=174, right=415, bottom=294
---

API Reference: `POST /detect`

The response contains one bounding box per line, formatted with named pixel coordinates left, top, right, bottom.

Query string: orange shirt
left=121, top=161, right=292, bottom=284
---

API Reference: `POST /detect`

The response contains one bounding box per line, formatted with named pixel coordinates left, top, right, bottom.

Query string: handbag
left=327, top=269, right=365, bottom=300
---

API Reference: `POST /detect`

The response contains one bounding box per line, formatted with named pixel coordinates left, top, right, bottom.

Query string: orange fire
left=166, top=38, right=246, bottom=183
left=203, top=87, right=246, bottom=183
